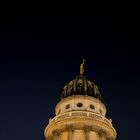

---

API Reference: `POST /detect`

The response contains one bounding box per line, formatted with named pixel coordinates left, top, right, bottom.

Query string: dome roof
left=61, top=59, right=102, bottom=101
left=61, top=75, right=102, bottom=101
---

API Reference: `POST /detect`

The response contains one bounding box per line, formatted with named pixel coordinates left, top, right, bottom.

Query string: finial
left=80, top=59, right=85, bottom=75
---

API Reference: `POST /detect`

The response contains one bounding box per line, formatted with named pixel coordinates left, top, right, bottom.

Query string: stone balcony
left=48, top=111, right=116, bottom=133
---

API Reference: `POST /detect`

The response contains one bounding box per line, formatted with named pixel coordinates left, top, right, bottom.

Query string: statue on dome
left=80, top=59, right=85, bottom=75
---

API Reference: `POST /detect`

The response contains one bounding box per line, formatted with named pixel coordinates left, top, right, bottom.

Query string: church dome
left=61, top=59, right=102, bottom=101
left=61, top=75, right=102, bottom=100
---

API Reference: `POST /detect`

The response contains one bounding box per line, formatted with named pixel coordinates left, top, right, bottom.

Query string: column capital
left=67, top=125, right=74, bottom=132
left=98, top=129, right=106, bottom=137
left=84, top=125, right=92, bottom=133
left=52, top=129, right=61, bottom=136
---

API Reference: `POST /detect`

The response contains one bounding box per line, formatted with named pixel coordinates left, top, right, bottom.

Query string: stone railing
left=48, top=111, right=116, bottom=138
left=49, top=111, right=112, bottom=126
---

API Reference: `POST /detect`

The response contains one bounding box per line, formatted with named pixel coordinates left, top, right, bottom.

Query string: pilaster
left=67, top=125, right=74, bottom=140
left=84, top=126, right=92, bottom=140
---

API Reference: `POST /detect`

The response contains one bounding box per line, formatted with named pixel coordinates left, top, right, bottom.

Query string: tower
left=44, top=60, right=117, bottom=140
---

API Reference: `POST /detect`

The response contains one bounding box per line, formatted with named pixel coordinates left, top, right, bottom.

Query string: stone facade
left=44, top=63, right=117, bottom=140
left=44, top=95, right=116, bottom=140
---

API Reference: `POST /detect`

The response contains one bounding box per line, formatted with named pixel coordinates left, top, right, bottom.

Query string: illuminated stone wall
left=44, top=95, right=116, bottom=140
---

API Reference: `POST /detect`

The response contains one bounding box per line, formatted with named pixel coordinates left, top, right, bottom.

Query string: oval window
left=90, top=104, right=95, bottom=109
left=65, top=104, right=70, bottom=109
left=77, top=103, right=83, bottom=107
left=100, top=109, right=102, bottom=115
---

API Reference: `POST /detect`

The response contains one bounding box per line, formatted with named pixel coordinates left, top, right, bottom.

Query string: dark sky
left=0, top=14, right=140, bottom=140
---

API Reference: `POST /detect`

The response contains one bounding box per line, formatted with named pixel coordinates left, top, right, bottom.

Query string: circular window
left=77, top=103, right=83, bottom=107
left=65, top=104, right=70, bottom=109
left=90, top=104, right=95, bottom=109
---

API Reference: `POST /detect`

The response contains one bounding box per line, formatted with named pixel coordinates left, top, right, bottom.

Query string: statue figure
left=80, top=59, right=85, bottom=75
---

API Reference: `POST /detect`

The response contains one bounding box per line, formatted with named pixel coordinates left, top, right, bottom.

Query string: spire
left=80, top=59, right=85, bottom=75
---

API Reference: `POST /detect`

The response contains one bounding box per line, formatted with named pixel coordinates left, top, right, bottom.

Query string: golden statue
left=80, top=59, right=85, bottom=75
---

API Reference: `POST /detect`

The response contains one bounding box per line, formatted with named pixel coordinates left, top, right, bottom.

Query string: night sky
left=0, top=15, right=140, bottom=140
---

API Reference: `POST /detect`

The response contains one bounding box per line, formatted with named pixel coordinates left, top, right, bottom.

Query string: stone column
left=67, top=125, right=74, bottom=140
left=106, top=137, right=114, bottom=140
left=85, top=126, right=91, bottom=140
left=98, top=131, right=106, bottom=140
left=47, top=136, right=52, bottom=140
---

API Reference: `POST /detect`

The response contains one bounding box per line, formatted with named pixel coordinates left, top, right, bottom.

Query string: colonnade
left=47, top=126, right=111, bottom=140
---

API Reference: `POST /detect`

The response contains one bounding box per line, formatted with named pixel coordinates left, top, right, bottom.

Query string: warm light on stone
left=44, top=62, right=117, bottom=140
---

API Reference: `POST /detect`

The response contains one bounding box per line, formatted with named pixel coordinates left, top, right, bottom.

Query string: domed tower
left=44, top=60, right=117, bottom=140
